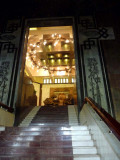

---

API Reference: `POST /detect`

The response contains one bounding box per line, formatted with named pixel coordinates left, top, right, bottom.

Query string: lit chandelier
left=26, top=33, right=73, bottom=72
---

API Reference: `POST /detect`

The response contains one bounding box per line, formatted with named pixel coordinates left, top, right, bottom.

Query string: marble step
left=0, top=155, right=101, bottom=160
left=0, top=147, right=97, bottom=155
left=1, top=130, right=90, bottom=136
left=0, top=140, right=94, bottom=147
left=74, top=154, right=100, bottom=160
left=29, top=123, right=78, bottom=126
left=0, top=135, right=92, bottom=141
left=73, top=146, right=97, bottom=154
left=0, top=127, right=5, bottom=131
left=5, top=126, right=88, bottom=131
left=0, top=156, right=74, bottom=160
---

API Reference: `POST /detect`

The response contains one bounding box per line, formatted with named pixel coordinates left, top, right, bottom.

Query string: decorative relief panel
left=79, top=16, right=115, bottom=113
left=0, top=20, right=22, bottom=106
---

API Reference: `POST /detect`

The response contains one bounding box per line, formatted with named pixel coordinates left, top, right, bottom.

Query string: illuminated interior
left=21, top=26, right=77, bottom=106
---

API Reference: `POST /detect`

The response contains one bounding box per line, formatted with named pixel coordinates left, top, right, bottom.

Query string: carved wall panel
left=0, top=20, right=22, bottom=106
left=79, top=16, right=115, bottom=114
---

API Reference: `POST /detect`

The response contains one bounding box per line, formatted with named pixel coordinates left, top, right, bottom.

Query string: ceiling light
left=65, top=39, right=70, bottom=43
left=52, top=34, right=54, bottom=38
left=33, top=44, right=36, bottom=47
left=59, top=34, right=61, bottom=38
left=43, top=41, right=47, bottom=45
left=54, top=40, right=58, bottom=46
left=29, top=28, right=37, bottom=31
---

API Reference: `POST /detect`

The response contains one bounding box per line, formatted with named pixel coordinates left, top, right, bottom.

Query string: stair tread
left=0, top=155, right=100, bottom=159
left=0, top=105, right=100, bottom=159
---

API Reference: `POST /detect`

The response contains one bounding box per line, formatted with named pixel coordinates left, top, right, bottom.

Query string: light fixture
left=43, top=40, right=47, bottom=45
left=65, top=39, right=70, bottom=43
left=27, top=32, right=73, bottom=72
left=29, top=28, right=37, bottom=31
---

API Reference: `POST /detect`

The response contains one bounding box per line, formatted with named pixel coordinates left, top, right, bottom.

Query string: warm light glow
left=57, top=59, right=61, bottom=65
left=43, top=41, right=47, bottom=45
left=44, top=79, right=46, bottom=83
left=48, top=45, right=52, bottom=50
left=65, top=39, right=70, bottom=43
left=57, top=71, right=65, bottom=76
left=66, top=78, right=69, bottom=83
left=54, top=40, right=58, bottom=46
left=50, top=55, right=54, bottom=58
left=33, top=44, right=36, bottom=47
left=56, top=54, right=61, bottom=58
left=29, top=28, right=37, bottom=31
left=59, top=34, right=61, bottom=38
left=55, top=79, right=57, bottom=83
left=26, top=56, right=29, bottom=60
left=47, top=79, right=49, bottom=83
left=57, top=67, right=60, bottom=70
left=64, top=54, right=69, bottom=57
left=52, top=34, right=54, bottom=38
left=33, top=50, right=36, bottom=54
left=58, top=79, right=60, bottom=83
left=63, top=78, right=65, bottom=83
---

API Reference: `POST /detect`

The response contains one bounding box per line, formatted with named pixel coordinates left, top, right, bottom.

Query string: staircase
left=0, top=106, right=101, bottom=160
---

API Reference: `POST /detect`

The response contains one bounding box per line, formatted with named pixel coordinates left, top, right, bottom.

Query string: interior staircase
left=0, top=105, right=101, bottom=160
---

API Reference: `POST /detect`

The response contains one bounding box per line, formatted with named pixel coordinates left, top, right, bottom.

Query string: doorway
left=20, top=25, right=78, bottom=107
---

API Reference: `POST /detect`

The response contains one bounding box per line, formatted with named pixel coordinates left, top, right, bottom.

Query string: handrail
left=0, top=102, right=14, bottom=113
left=82, top=97, right=120, bottom=141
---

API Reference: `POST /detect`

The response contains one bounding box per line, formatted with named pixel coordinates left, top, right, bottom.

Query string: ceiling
left=0, top=0, right=120, bottom=19
left=25, top=26, right=75, bottom=78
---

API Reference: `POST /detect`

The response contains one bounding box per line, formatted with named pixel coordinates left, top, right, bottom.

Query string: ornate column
left=0, top=19, right=23, bottom=108
left=78, top=16, right=115, bottom=115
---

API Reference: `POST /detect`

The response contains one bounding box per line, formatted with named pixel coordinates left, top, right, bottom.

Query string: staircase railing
left=0, top=101, right=14, bottom=113
left=81, top=97, right=120, bottom=141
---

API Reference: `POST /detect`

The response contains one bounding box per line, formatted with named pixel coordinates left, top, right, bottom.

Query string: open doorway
left=20, top=26, right=77, bottom=107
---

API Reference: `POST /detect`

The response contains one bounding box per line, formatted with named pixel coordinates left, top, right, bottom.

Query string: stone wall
left=96, top=13, right=120, bottom=122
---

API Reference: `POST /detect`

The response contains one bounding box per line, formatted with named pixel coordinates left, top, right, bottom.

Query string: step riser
left=0, top=105, right=100, bottom=160
left=73, top=147, right=97, bottom=154
left=5, top=127, right=88, bottom=131
left=0, top=140, right=94, bottom=147
left=0, top=148, right=97, bottom=155
left=1, top=131, right=90, bottom=136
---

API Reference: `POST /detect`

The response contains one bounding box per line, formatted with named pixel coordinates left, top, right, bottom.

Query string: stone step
left=0, top=147, right=97, bottom=155
left=0, top=135, right=92, bottom=141
left=73, top=146, right=97, bottom=154
left=1, top=130, right=90, bottom=136
left=0, top=156, right=74, bottom=160
left=0, top=127, right=5, bottom=131
left=74, top=154, right=101, bottom=160
left=0, top=155, right=101, bottom=160
left=5, top=126, right=88, bottom=131
left=0, top=140, right=94, bottom=147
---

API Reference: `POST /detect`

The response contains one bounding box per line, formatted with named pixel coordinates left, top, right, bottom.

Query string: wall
left=41, top=84, right=75, bottom=105
left=80, top=103, right=120, bottom=160
left=96, top=13, right=120, bottom=122
left=33, top=82, right=40, bottom=106
left=0, top=108, right=15, bottom=126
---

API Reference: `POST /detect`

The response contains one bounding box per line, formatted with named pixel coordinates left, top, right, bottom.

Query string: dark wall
left=96, top=13, right=120, bottom=122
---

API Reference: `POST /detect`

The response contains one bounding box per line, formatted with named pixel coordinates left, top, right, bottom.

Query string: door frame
left=15, top=17, right=83, bottom=112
